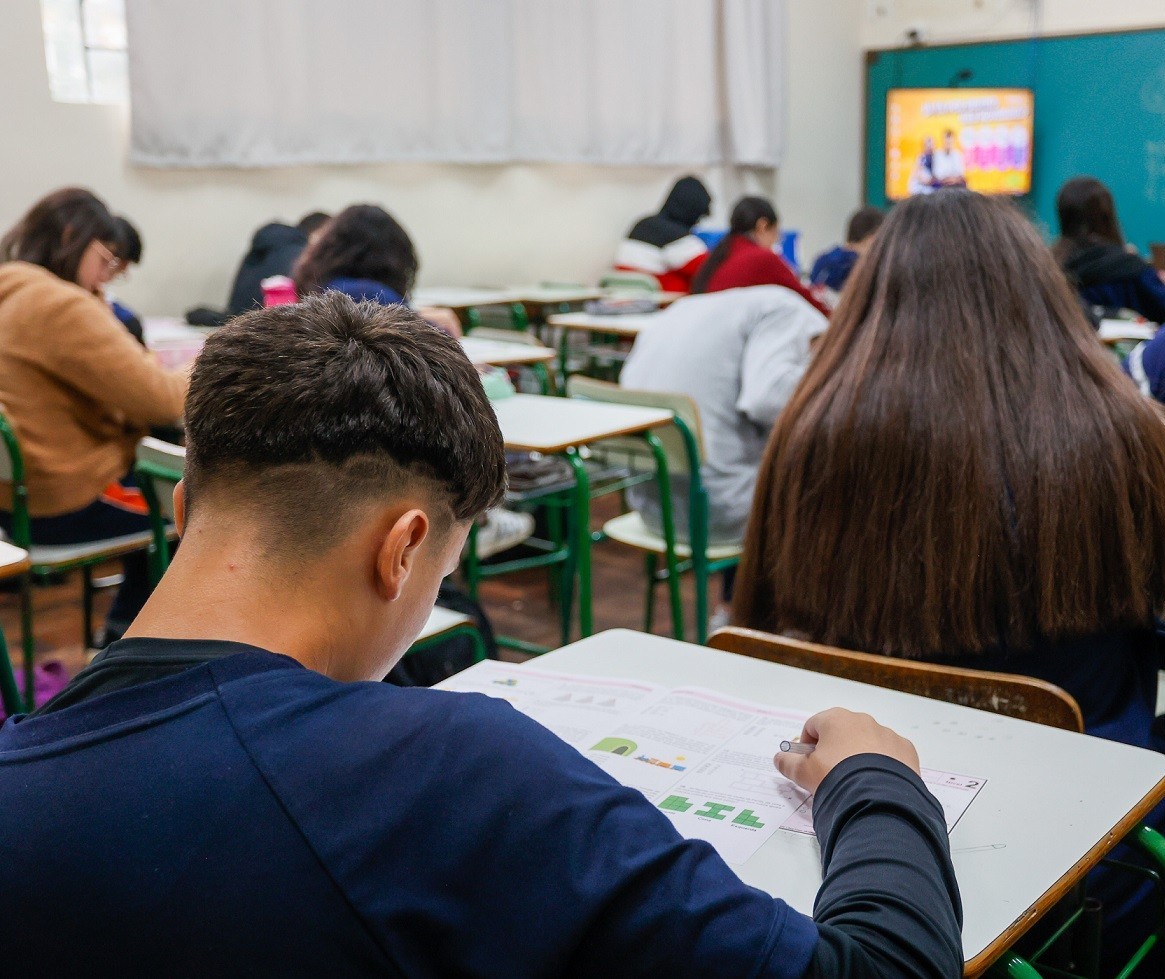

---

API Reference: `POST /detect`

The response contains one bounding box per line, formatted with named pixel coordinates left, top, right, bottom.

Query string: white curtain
left=126, top=0, right=785, bottom=169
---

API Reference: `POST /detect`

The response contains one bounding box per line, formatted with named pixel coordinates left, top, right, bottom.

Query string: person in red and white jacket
left=614, top=176, right=711, bottom=293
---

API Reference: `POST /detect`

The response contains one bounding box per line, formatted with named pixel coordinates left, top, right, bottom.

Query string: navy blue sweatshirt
left=0, top=640, right=962, bottom=977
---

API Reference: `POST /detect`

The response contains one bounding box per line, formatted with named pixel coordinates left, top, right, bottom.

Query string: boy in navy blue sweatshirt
left=0, top=293, right=961, bottom=977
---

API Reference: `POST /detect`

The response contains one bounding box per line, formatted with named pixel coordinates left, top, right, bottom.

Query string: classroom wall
left=0, top=0, right=863, bottom=316
left=863, top=0, right=1165, bottom=49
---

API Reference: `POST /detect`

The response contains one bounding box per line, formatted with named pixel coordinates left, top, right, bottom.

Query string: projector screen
left=885, top=88, right=1034, bottom=201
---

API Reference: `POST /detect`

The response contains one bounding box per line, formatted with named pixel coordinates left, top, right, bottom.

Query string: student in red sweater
left=692, top=197, right=831, bottom=317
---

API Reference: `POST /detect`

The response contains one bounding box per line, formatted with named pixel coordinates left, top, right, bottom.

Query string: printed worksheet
left=439, top=663, right=986, bottom=864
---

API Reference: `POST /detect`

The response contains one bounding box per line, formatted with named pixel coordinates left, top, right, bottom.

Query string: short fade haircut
left=846, top=206, right=884, bottom=245
left=183, top=293, right=506, bottom=553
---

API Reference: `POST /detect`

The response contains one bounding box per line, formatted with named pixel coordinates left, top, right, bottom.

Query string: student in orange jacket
left=0, top=188, right=188, bottom=644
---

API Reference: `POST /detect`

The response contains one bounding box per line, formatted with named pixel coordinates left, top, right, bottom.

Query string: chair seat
left=603, top=511, right=742, bottom=561
left=29, top=530, right=161, bottom=570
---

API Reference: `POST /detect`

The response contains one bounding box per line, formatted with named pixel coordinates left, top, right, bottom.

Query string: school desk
left=464, top=629, right=1165, bottom=977
left=487, top=396, right=674, bottom=641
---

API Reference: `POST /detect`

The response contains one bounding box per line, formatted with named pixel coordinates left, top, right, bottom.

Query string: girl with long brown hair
left=733, top=189, right=1165, bottom=966
left=734, top=189, right=1165, bottom=751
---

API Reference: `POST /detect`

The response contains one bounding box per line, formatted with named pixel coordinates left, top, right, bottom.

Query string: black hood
left=249, top=222, right=307, bottom=258
left=660, top=176, right=712, bottom=228
left=628, top=176, right=712, bottom=248
left=1063, top=243, right=1150, bottom=288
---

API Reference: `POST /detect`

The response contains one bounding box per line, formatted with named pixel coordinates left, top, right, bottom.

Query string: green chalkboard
left=865, top=29, right=1165, bottom=251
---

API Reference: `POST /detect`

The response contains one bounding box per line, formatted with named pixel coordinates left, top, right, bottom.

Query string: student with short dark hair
left=615, top=175, right=712, bottom=292
left=0, top=292, right=962, bottom=977
left=0, top=188, right=187, bottom=642
left=294, top=203, right=462, bottom=337
left=809, top=206, right=884, bottom=293
left=1054, top=176, right=1165, bottom=323
left=691, top=196, right=831, bottom=316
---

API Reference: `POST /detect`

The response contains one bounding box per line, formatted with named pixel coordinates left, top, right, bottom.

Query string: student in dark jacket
left=691, top=197, right=831, bottom=317
left=615, top=175, right=712, bottom=292
left=733, top=189, right=1165, bottom=972
left=0, top=293, right=962, bottom=977
left=226, top=211, right=330, bottom=315
left=809, top=206, right=884, bottom=293
left=1054, top=177, right=1165, bottom=323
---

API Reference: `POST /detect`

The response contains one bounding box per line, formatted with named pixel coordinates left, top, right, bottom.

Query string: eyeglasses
left=92, top=240, right=124, bottom=274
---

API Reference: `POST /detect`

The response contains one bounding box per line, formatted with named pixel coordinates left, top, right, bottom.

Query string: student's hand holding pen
left=774, top=707, right=920, bottom=794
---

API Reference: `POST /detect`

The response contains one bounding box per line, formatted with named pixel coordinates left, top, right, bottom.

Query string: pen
left=779, top=740, right=815, bottom=755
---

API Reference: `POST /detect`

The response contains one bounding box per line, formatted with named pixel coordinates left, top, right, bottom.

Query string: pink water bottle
left=261, top=275, right=298, bottom=307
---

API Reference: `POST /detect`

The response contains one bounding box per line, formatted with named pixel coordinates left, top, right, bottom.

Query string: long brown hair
left=0, top=188, right=119, bottom=284
left=733, top=189, right=1165, bottom=658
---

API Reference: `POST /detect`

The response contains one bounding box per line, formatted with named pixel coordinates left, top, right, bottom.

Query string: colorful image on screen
left=886, top=88, right=1034, bottom=200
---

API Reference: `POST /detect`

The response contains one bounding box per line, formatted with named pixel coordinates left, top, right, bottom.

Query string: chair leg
left=643, top=553, right=658, bottom=633
left=81, top=565, right=95, bottom=650
left=464, top=523, right=481, bottom=601
left=694, top=560, right=711, bottom=645
left=19, top=575, right=35, bottom=711
left=0, top=623, right=21, bottom=716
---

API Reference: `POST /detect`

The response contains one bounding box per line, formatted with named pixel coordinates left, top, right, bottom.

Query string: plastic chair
left=0, top=544, right=31, bottom=716
left=464, top=302, right=529, bottom=333
left=567, top=377, right=741, bottom=644
left=134, top=437, right=186, bottom=584
left=707, top=626, right=1165, bottom=979
left=0, top=411, right=160, bottom=709
left=467, top=326, right=554, bottom=394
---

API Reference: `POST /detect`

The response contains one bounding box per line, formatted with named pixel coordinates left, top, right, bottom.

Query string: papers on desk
left=441, top=661, right=986, bottom=864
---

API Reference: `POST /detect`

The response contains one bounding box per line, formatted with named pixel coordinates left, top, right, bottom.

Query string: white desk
left=411, top=287, right=522, bottom=311
left=460, top=337, right=554, bottom=368
left=491, top=393, right=672, bottom=455
left=490, top=395, right=673, bottom=637
left=546, top=311, right=665, bottom=339
left=1098, top=319, right=1157, bottom=344
left=510, top=285, right=604, bottom=307
left=143, top=318, right=209, bottom=370
left=504, top=630, right=1165, bottom=976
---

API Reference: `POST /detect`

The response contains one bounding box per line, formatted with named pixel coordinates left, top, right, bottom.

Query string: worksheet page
left=441, top=662, right=986, bottom=864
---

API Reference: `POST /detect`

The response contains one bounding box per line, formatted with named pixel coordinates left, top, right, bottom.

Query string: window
left=41, top=0, right=128, bottom=104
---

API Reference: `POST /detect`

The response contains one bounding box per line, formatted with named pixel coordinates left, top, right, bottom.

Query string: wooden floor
left=0, top=494, right=712, bottom=684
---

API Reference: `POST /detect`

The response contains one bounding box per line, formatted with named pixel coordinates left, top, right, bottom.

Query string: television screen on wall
left=886, top=88, right=1034, bottom=200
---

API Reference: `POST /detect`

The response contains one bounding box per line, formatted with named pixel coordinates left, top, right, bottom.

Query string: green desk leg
left=0, top=623, right=21, bottom=716
left=564, top=447, right=592, bottom=639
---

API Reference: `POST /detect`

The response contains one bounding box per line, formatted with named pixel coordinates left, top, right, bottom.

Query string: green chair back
left=0, top=410, right=33, bottom=549
left=565, top=376, right=703, bottom=478
left=134, top=438, right=185, bottom=583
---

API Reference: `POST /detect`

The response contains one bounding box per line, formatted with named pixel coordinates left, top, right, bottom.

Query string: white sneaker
left=475, top=508, right=535, bottom=559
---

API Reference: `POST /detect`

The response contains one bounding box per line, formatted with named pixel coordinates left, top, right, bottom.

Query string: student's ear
left=373, top=509, right=430, bottom=602
left=173, top=481, right=187, bottom=537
